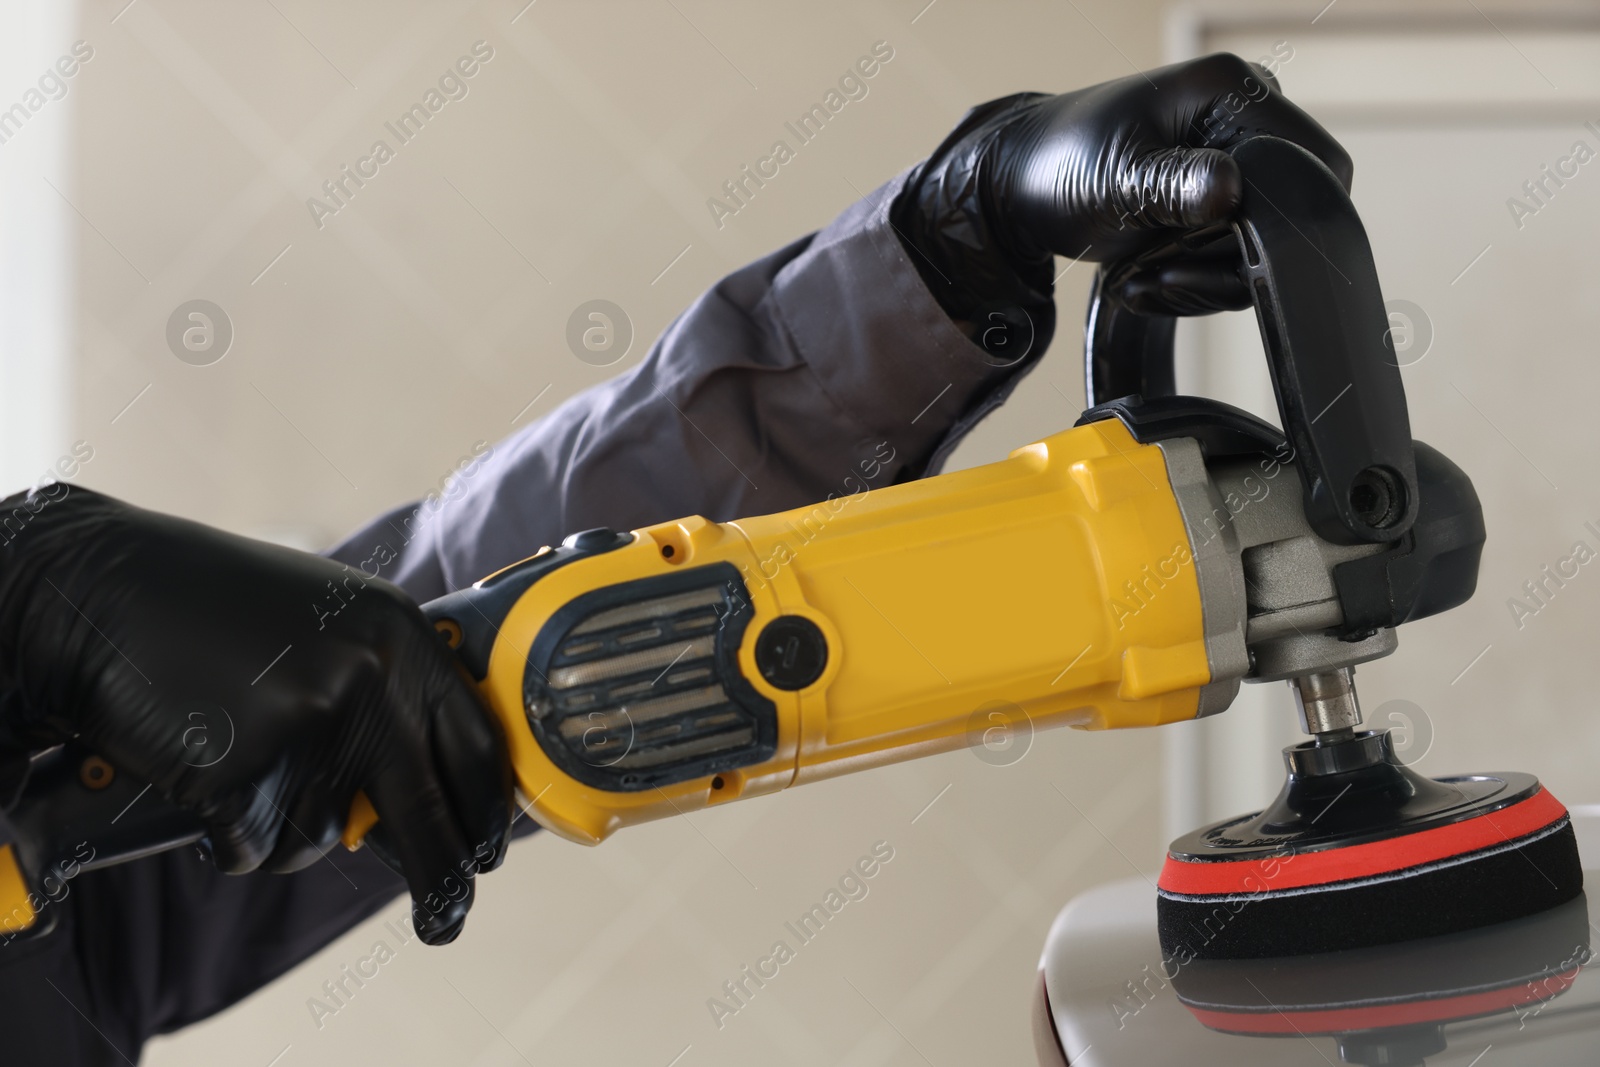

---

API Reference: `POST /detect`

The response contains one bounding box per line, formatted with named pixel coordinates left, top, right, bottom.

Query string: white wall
left=0, top=1, right=76, bottom=493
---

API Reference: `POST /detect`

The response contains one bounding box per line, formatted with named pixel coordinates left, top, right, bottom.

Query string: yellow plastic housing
left=0, top=845, right=34, bottom=934
left=484, top=419, right=1211, bottom=845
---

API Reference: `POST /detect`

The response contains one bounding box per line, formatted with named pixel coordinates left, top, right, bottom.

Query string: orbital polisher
left=0, top=137, right=1582, bottom=961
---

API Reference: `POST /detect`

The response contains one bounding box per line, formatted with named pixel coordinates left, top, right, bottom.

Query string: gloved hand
left=0, top=486, right=510, bottom=945
left=893, top=52, right=1352, bottom=343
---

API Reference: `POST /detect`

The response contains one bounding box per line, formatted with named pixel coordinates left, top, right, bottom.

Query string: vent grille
left=524, top=565, right=775, bottom=791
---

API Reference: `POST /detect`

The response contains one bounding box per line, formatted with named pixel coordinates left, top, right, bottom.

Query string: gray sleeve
left=329, top=167, right=1051, bottom=599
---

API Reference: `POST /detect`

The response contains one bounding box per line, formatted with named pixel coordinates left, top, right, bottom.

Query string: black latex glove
left=892, top=52, right=1352, bottom=337
left=0, top=486, right=510, bottom=945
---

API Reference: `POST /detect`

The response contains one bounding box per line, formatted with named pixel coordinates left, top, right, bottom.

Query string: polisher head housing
left=1156, top=729, right=1584, bottom=961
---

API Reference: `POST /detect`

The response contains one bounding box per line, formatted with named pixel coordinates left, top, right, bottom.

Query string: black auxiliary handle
left=1085, top=136, right=1417, bottom=547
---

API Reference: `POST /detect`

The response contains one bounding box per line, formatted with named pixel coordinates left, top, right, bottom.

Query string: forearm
left=333, top=167, right=1056, bottom=602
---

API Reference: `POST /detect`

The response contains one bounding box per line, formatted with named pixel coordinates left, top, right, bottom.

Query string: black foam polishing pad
left=1170, top=891, right=1591, bottom=1066
left=1157, top=773, right=1584, bottom=961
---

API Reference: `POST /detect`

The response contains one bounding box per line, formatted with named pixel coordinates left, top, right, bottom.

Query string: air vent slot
left=523, top=564, right=776, bottom=791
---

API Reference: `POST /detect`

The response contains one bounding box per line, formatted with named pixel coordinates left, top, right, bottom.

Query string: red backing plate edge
left=1159, top=788, right=1567, bottom=897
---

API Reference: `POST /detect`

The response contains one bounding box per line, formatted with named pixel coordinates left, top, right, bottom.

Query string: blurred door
left=1165, top=6, right=1600, bottom=837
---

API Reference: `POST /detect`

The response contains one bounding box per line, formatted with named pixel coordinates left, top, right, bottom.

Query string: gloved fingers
left=0, top=747, right=31, bottom=809
left=1114, top=256, right=1251, bottom=316
left=344, top=774, right=493, bottom=885
left=1185, top=56, right=1352, bottom=191
left=200, top=765, right=292, bottom=874
left=1246, top=60, right=1281, bottom=94
left=1118, top=146, right=1242, bottom=233
left=429, top=675, right=512, bottom=875
left=363, top=822, right=408, bottom=879
left=259, top=778, right=347, bottom=874
left=365, top=756, right=477, bottom=945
